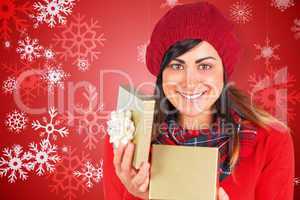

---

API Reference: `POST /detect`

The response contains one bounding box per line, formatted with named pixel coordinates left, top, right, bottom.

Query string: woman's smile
left=177, top=90, right=208, bottom=101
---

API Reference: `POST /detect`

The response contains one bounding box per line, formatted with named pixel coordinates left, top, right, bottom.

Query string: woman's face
left=162, top=41, right=224, bottom=117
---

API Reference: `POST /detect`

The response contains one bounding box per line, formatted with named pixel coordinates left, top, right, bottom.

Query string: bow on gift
left=106, top=109, right=135, bottom=149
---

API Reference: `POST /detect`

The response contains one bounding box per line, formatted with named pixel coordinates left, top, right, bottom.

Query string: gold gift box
left=149, top=144, right=219, bottom=200
left=116, top=85, right=219, bottom=200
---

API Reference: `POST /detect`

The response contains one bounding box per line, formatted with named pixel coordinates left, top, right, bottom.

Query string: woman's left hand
left=218, top=187, right=229, bottom=200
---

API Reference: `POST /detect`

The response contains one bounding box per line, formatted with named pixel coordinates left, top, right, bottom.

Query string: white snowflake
left=16, top=36, right=43, bottom=62
left=5, top=110, right=27, bottom=133
left=73, top=159, right=103, bottom=188
left=295, top=177, right=300, bottom=186
left=291, top=18, right=300, bottom=40
left=254, top=36, right=280, bottom=66
left=41, top=65, right=70, bottom=90
left=4, top=40, right=11, bottom=48
left=229, top=0, right=253, bottom=24
left=271, top=0, right=295, bottom=12
left=61, top=146, right=69, bottom=153
left=32, top=107, right=69, bottom=142
left=0, top=145, right=34, bottom=183
left=160, top=0, right=181, bottom=8
left=137, top=42, right=148, bottom=64
left=31, top=0, right=76, bottom=28
left=44, top=48, right=56, bottom=60
left=28, top=139, right=60, bottom=176
left=76, top=58, right=89, bottom=71
left=2, top=77, right=17, bottom=94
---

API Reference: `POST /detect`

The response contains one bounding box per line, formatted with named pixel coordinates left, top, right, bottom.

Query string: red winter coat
left=103, top=125, right=295, bottom=200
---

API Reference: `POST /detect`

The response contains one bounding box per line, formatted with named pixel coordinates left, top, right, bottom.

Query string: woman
left=103, top=2, right=294, bottom=200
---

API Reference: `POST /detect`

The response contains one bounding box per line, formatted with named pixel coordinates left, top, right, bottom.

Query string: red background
left=0, top=0, right=299, bottom=199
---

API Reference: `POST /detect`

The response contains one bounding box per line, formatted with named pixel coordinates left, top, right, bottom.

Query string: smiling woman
left=103, top=2, right=295, bottom=200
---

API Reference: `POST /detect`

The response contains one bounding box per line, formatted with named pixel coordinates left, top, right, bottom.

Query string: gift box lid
left=117, top=85, right=155, bottom=169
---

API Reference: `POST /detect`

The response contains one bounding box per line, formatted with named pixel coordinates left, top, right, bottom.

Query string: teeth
left=180, top=91, right=206, bottom=100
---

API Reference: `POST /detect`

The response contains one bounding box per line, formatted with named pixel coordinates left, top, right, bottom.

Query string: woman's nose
left=183, top=66, right=201, bottom=88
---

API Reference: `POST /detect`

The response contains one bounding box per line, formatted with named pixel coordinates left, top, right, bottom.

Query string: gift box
left=149, top=144, right=219, bottom=200
left=116, top=85, right=219, bottom=199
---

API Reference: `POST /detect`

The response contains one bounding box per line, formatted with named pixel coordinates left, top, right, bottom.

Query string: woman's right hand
left=113, top=142, right=150, bottom=199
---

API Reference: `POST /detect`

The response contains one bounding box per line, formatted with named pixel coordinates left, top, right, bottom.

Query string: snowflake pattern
left=5, top=110, right=27, bottom=133
left=31, top=0, right=76, bottom=28
left=0, top=0, right=32, bottom=39
left=4, top=40, right=11, bottom=48
left=2, top=76, right=17, bottom=94
left=137, top=42, right=148, bottom=64
left=73, top=159, right=103, bottom=188
left=248, top=65, right=300, bottom=123
left=32, top=107, right=69, bottom=142
left=63, top=86, right=106, bottom=150
left=229, top=0, right=253, bottom=24
left=0, top=145, right=34, bottom=183
left=49, top=147, right=90, bottom=200
left=295, top=177, right=300, bottom=186
left=61, top=145, right=69, bottom=153
left=2, top=60, right=49, bottom=108
left=76, top=58, right=89, bottom=71
left=271, top=0, right=295, bottom=12
left=254, top=36, right=280, bottom=66
left=53, top=13, right=106, bottom=65
left=44, top=48, right=56, bottom=60
left=291, top=18, right=300, bottom=40
left=28, top=139, right=60, bottom=176
left=20, top=70, right=48, bottom=106
left=2, top=61, right=33, bottom=77
left=41, top=64, right=70, bottom=90
left=16, top=36, right=44, bottom=62
left=160, top=0, right=181, bottom=8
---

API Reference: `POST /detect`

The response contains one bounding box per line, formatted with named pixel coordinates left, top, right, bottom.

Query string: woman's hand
left=218, top=187, right=229, bottom=200
left=113, top=142, right=150, bottom=199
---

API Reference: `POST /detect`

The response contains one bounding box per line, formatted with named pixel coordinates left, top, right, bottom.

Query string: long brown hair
left=151, top=39, right=289, bottom=172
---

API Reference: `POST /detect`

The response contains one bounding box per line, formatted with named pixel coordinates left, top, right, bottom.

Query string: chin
left=177, top=105, right=211, bottom=117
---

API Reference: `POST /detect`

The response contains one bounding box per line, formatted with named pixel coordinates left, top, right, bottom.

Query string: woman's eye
left=170, top=64, right=184, bottom=70
left=198, top=64, right=212, bottom=70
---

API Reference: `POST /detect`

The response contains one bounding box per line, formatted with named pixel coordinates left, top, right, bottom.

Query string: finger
left=138, top=175, right=150, bottom=193
left=120, top=142, right=135, bottom=173
left=218, top=187, right=229, bottom=200
left=132, top=162, right=150, bottom=187
left=113, top=143, right=127, bottom=173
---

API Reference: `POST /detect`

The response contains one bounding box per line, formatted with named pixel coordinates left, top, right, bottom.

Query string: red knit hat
left=146, top=1, right=241, bottom=79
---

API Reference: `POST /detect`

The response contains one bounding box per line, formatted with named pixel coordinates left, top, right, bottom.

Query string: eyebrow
left=172, top=56, right=216, bottom=64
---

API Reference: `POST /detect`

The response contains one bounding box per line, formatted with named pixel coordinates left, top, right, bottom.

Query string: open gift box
left=116, top=85, right=219, bottom=200
left=149, top=144, right=219, bottom=200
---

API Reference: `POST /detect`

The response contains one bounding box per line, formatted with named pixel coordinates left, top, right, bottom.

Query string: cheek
left=162, top=70, right=181, bottom=93
left=206, top=73, right=224, bottom=100
left=162, top=70, right=182, bottom=102
left=162, top=79, right=177, bottom=99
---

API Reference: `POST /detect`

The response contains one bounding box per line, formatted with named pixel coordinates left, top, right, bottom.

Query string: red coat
left=103, top=125, right=295, bottom=200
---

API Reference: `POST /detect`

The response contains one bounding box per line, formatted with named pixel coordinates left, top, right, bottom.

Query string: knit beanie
left=146, top=1, right=241, bottom=79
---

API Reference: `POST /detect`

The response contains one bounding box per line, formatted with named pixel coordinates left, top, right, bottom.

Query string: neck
left=178, top=111, right=213, bottom=130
